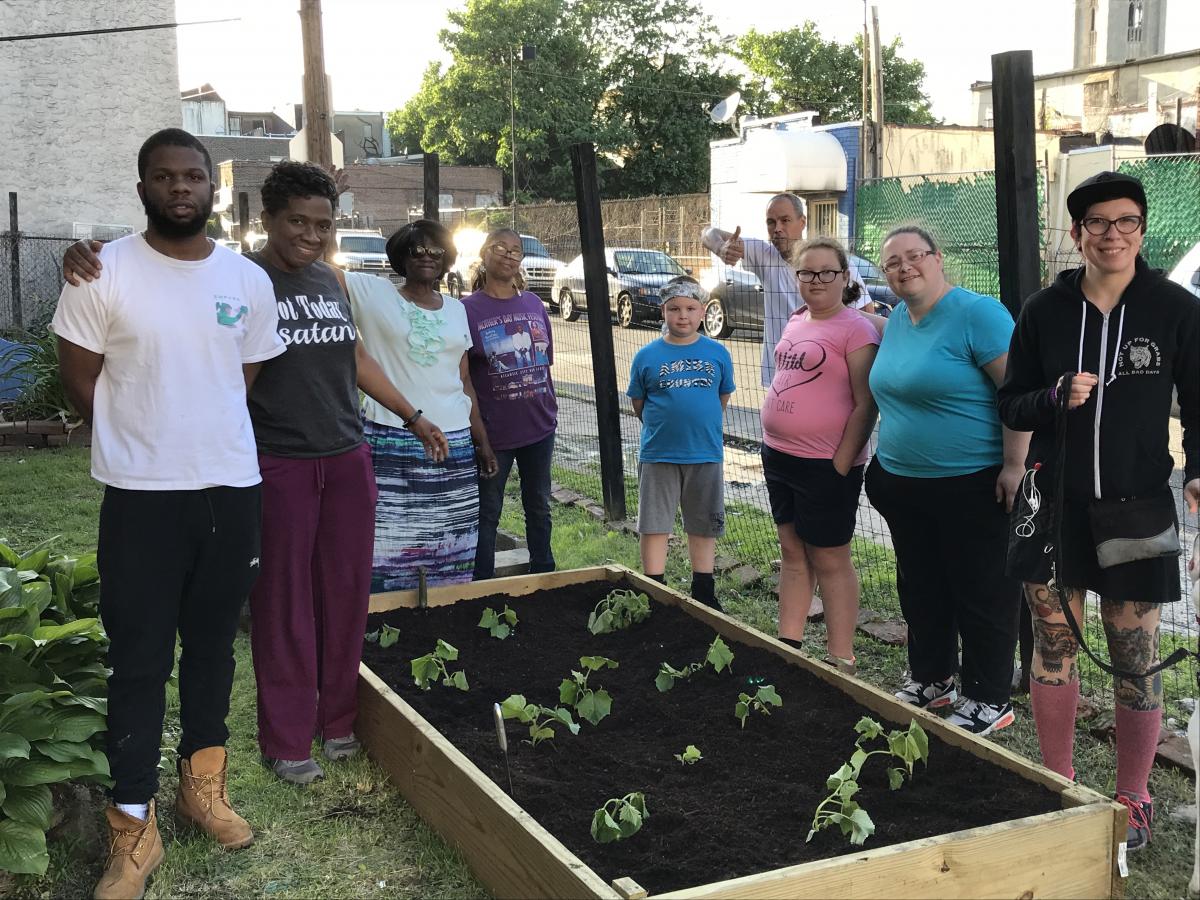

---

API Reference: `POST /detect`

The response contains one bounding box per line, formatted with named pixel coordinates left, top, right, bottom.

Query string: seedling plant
left=410, top=639, right=468, bottom=691
left=587, top=588, right=650, bottom=635
left=478, top=605, right=518, bottom=640
left=734, top=684, right=781, bottom=728
left=655, top=635, right=735, bottom=691
left=590, top=792, right=649, bottom=843
left=499, top=693, right=580, bottom=746
left=674, top=744, right=702, bottom=765
left=560, top=656, right=618, bottom=725
left=364, top=623, right=400, bottom=648
left=807, top=716, right=930, bottom=846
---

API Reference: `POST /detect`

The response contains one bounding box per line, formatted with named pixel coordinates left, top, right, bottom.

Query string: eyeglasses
left=408, top=245, right=446, bottom=260
left=881, top=249, right=935, bottom=274
left=488, top=244, right=525, bottom=260
left=1080, top=215, right=1144, bottom=236
left=796, top=268, right=844, bottom=283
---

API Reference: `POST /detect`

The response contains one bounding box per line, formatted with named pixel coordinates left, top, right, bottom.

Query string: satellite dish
left=709, top=91, right=741, bottom=125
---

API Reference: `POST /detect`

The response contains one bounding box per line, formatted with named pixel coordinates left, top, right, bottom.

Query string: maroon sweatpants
left=250, top=443, right=378, bottom=760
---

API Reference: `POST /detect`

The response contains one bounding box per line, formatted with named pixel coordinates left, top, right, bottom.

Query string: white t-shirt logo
left=215, top=298, right=248, bottom=327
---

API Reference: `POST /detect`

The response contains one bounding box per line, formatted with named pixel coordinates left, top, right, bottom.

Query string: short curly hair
left=260, top=161, right=338, bottom=216
left=385, top=219, right=458, bottom=277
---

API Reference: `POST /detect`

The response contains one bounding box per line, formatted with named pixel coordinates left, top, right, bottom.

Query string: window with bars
left=809, top=200, right=839, bottom=238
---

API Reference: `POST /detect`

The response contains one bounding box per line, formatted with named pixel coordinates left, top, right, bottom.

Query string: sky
left=174, top=0, right=1198, bottom=127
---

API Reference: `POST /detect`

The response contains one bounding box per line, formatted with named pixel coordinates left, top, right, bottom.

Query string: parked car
left=1168, top=241, right=1200, bottom=298
left=332, top=229, right=389, bottom=273
left=696, top=252, right=899, bottom=337
left=215, top=238, right=242, bottom=254
left=552, top=248, right=700, bottom=328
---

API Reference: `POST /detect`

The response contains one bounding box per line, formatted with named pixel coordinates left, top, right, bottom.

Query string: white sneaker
left=945, top=697, right=1015, bottom=735
left=894, top=677, right=957, bottom=709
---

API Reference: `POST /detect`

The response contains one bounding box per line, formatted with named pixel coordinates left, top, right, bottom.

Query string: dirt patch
left=363, top=580, right=1060, bottom=895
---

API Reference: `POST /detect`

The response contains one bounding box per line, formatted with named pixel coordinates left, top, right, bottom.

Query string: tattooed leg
left=1101, top=599, right=1162, bottom=711
left=1024, top=583, right=1082, bottom=686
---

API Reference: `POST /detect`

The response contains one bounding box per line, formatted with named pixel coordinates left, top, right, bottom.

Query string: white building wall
left=0, top=0, right=182, bottom=235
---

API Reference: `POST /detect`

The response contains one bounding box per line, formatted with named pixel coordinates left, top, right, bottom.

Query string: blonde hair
left=471, top=227, right=527, bottom=293
left=791, top=237, right=862, bottom=305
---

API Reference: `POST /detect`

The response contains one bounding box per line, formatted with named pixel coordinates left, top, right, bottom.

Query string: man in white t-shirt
left=53, top=128, right=284, bottom=900
left=701, top=193, right=873, bottom=386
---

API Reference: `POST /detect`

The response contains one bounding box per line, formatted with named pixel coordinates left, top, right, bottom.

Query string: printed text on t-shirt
left=275, top=294, right=357, bottom=345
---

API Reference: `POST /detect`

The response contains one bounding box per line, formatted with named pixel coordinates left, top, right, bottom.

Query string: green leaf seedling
left=655, top=636, right=735, bottom=692
left=410, top=639, right=468, bottom=691
left=590, top=792, right=648, bottom=843
left=378, top=624, right=400, bottom=648
left=499, top=693, right=580, bottom=746
left=807, top=717, right=929, bottom=846
left=478, top=605, right=518, bottom=640
left=734, top=684, right=781, bottom=728
left=559, top=656, right=618, bottom=726
left=674, top=744, right=702, bottom=765
left=587, top=588, right=650, bottom=635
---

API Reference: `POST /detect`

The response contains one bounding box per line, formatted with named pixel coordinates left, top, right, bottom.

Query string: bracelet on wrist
left=403, top=409, right=423, bottom=430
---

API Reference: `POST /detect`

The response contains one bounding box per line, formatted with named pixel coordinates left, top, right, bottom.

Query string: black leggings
left=865, top=461, right=1021, bottom=705
left=99, top=485, right=262, bottom=803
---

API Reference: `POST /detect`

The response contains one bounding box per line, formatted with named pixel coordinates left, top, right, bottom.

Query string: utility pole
left=869, top=5, right=884, bottom=179
left=510, top=49, right=517, bottom=227
left=861, top=0, right=873, bottom=180
left=299, top=0, right=333, bottom=169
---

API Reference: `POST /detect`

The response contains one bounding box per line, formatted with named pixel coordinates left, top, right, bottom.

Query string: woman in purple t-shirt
left=463, top=227, right=559, bottom=578
left=761, top=237, right=880, bottom=674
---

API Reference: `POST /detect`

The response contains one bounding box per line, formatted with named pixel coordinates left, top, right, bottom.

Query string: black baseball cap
left=1066, top=171, right=1147, bottom=221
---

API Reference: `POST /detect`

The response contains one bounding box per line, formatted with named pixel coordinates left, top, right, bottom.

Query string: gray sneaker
left=267, top=756, right=325, bottom=784
left=322, top=733, right=362, bottom=762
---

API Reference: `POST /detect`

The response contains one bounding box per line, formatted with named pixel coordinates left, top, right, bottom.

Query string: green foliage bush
left=0, top=540, right=109, bottom=876
left=0, top=329, right=76, bottom=424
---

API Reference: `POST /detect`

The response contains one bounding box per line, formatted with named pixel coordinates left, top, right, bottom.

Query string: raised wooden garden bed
left=357, top=566, right=1126, bottom=899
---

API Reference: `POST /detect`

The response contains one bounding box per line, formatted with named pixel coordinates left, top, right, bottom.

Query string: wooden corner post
left=570, top=142, right=626, bottom=522
left=991, top=50, right=1041, bottom=318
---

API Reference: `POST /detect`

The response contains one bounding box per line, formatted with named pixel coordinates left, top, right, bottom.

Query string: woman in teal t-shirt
left=864, top=225, right=1029, bottom=737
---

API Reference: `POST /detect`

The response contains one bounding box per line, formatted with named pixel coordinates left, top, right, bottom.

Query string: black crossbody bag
left=1049, top=374, right=1191, bottom=680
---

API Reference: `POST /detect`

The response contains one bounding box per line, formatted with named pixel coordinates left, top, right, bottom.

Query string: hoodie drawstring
left=1106, top=304, right=1125, bottom=386
left=1076, top=299, right=1125, bottom=385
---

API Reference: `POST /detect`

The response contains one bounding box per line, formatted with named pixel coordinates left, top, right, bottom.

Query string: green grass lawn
left=3, top=448, right=1197, bottom=898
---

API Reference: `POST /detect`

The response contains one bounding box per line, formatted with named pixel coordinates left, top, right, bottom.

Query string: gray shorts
left=637, top=462, right=725, bottom=537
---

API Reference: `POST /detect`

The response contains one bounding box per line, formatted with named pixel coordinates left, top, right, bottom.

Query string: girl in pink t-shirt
left=760, top=238, right=881, bottom=672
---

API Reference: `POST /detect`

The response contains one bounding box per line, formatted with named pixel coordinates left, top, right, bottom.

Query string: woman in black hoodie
left=998, top=171, right=1200, bottom=852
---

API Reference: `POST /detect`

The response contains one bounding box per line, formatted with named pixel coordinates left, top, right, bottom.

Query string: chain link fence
left=1, top=234, right=75, bottom=335
left=1116, top=154, right=1200, bottom=273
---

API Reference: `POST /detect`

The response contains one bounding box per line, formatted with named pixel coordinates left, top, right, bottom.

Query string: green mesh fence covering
left=1116, top=155, right=1200, bottom=272
left=855, top=170, right=1046, bottom=299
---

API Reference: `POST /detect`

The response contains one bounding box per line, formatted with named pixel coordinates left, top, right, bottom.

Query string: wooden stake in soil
left=493, top=702, right=515, bottom=797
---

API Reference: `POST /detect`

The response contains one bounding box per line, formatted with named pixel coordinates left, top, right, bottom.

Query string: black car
left=552, top=248, right=700, bottom=327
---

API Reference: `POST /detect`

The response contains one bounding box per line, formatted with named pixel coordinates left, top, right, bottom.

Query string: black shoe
left=1115, top=792, right=1153, bottom=851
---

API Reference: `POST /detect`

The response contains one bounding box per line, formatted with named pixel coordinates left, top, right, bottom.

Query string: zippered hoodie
left=997, top=257, right=1199, bottom=503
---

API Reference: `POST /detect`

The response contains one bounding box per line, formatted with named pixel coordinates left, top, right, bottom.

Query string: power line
left=0, top=18, right=239, bottom=43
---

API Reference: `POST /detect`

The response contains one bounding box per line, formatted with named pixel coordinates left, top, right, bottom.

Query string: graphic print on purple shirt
left=464, top=290, right=558, bottom=451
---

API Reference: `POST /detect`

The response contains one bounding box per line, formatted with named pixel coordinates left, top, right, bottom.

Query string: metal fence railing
left=1, top=234, right=75, bottom=334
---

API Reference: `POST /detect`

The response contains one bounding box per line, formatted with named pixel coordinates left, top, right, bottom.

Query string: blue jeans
left=474, top=432, right=556, bottom=579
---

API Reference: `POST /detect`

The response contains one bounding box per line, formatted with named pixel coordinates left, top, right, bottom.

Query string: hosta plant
left=0, top=541, right=110, bottom=876
left=590, top=792, right=648, bottom=843
left=499, top=694, right=580, bottom=746
left=478, top=605, right=518, bottom=640
left=410, top=640, right=468, bottom=691
left=807, top=717, right=929, bottom=846
left=587, top=589, right=650, bottom=635
left=559, top=656, right=617, bottom=726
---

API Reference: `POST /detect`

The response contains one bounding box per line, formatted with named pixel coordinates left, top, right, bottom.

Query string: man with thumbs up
left=702, top=193, right=871, bottom=386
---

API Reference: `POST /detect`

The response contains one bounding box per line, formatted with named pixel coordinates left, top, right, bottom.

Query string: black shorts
left=762, top=446, right=864, bottom=548
left=1006, top=491, right=1181, bottom=604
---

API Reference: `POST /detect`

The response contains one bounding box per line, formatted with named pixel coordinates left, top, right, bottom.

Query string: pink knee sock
left=1029, top=679, right=1078, bottom=780
left=1115, top=705, right=1161, bottom=803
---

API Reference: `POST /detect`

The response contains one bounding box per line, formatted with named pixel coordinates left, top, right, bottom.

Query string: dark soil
left=362, top=580, right=1060, bottom=895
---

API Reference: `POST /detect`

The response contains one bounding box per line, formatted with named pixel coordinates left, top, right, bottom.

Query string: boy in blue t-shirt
left=627, top=277, right=735, bottom=610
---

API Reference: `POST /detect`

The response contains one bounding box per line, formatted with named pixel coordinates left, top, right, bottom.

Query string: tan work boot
left=94, top=799, right=164, bottom=900
left=175, top=746, right=254, bottom=849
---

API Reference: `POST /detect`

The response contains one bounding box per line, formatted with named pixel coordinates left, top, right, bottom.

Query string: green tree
left=733, top=23, right=935, bottom=125
left=387, top=0, right=738, bottom=201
